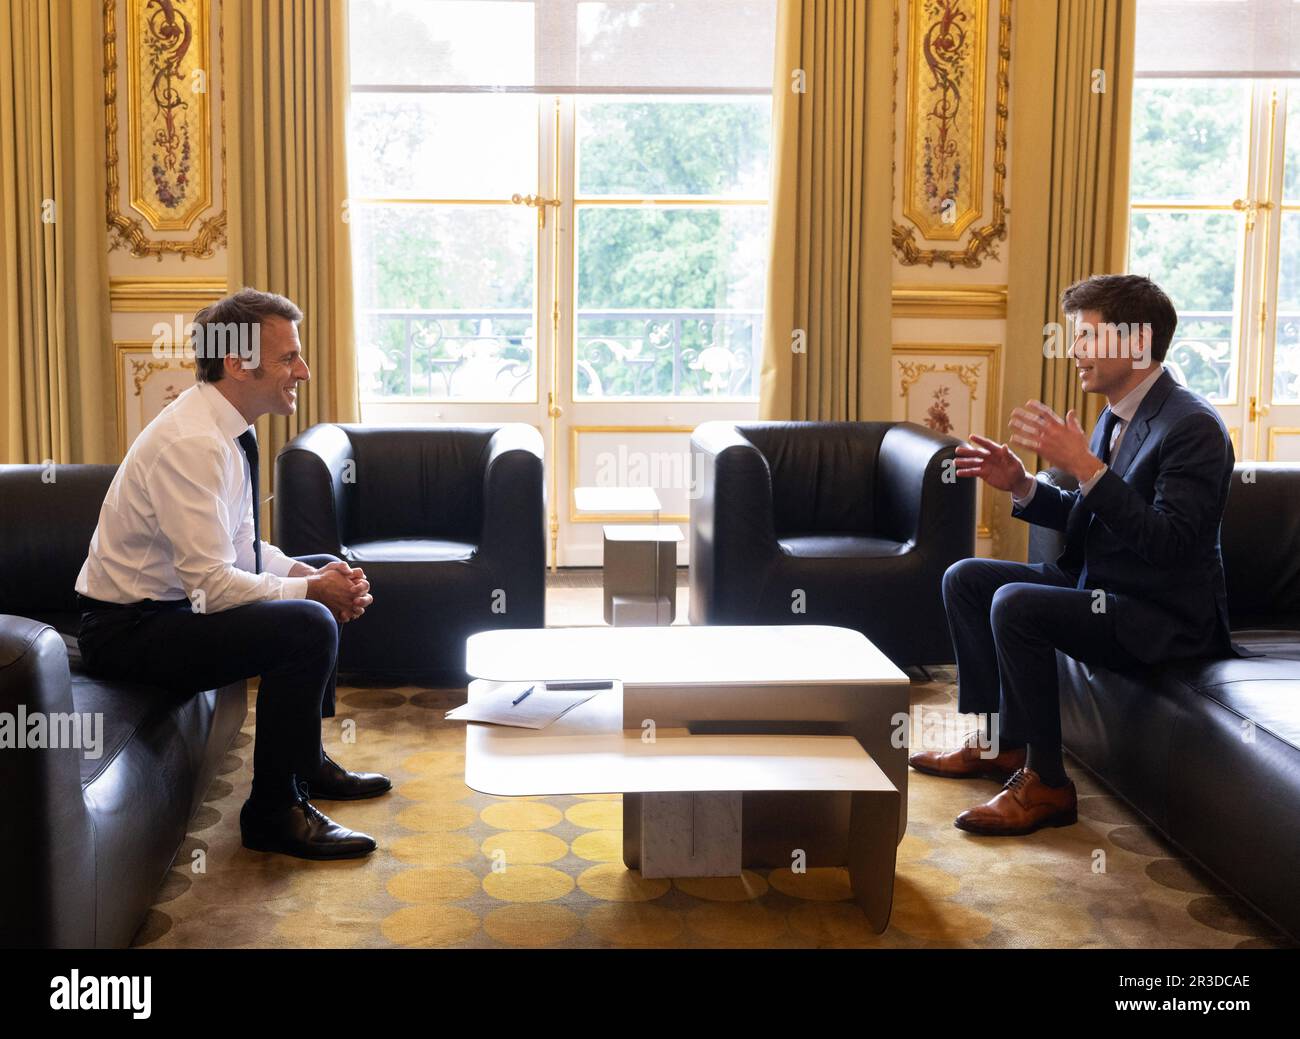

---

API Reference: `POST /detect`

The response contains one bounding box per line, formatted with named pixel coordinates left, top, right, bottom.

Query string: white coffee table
left=463, top=678, right=900, bottom=932
left=465, top=625, right=911, bottom=868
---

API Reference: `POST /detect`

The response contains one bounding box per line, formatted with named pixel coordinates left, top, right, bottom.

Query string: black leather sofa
left=274, top=423, right=546, bottom=681
left=1027, top=464, right=1300, bottom=941
left=688, top=421, right=975, bottom=666
left=0, top=464, right=247, bottom=948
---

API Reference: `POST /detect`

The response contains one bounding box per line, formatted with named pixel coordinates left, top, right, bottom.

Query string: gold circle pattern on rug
left=889, top=898, right=993, bottom=942
left=484, top=904, right=582, bottom=947
left=203, top=779, right=234, bottom=803
left=1107, top=824, right=1173, bottom=857
left=573, top=792, right=621, bottom=801
left=480, top=830, right=569, bottom=865
left=1146, top=857, right=1214, bottom=894
left=565, top=800, right=621, bottom=830
left=787, top=902, right=883, bottom=947
left=155, top=871, right=192, bottom=904
left=1187, top=896, right=1275, bottom=937
left=480, top=800, right=563, bottom=831
left=482, top=864, right=575, bottom=902
left=408, top=690, right=465, bottom=710
left=674, top=870, right=768, bottom=902
left=577, top=863, right=670, bottom=902
left=687, top=902, right=787, bottom=946
left=397, top=776, right=472, bottom=802
left=767, top=867, right=852, bottom=902
left=891, top=863, right=963, bottom=902
left=390, top=831, right=479, bottom=866
left=131, top=909, right=173, bottom=946
left=584, top=903, right=683, bottom=947
left=215, top=752, right=242, bottom=775
left=387, top=866, right=481, bottom=904
left=396, top=802, right=478, bottom=832
left=570, top=829, right=622, bottom=863
left=1076, top=795, right=1136, bottom=825
left=382, top=905, right=479, bottom=948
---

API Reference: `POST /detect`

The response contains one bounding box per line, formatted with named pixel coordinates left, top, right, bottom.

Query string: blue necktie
left=237, top=429, right=262, bottom=575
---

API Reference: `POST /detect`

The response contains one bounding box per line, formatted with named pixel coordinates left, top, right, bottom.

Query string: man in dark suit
left=909, top=274, right=1235, bottom=835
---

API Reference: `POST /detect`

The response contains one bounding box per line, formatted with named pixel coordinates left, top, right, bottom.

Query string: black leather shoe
left=240, top=794, right=377, bottom=860
left=300, top=753, right=392, bottom=801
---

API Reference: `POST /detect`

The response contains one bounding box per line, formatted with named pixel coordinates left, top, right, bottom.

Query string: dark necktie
left=1076, top=409, right=1121, bottom=590
left=237, top=429, right=262, bottom=575
left=1098, top=407, right=1121, bottom=464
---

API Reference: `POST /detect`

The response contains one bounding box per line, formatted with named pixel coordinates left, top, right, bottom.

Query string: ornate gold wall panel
left=892, top=284, right=1007, bottom=318
left=105, top=0, right=227, bottom=259
left=893, top=0, right=1010, bottom=268
left=109, top=276, right=227, bottom=312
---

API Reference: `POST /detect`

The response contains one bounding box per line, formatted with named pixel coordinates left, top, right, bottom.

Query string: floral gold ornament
left=894, top=0, right=1010, bottom=268
left=105, top=0, right=227, bottom=258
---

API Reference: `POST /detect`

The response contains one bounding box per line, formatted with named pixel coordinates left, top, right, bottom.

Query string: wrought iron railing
left=358, top=307, right=763, bottom=401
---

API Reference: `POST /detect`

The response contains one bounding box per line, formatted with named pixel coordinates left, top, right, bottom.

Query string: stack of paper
left=444, top=681, right=610, bottom=729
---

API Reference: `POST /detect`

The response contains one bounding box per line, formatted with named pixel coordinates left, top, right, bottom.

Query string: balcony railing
left=358, top=307, right=763, bottom=401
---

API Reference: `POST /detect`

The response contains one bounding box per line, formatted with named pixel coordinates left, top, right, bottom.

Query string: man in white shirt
left=76, top=288, right=389, bottom=861
left=909, top=275, right=1234, bottom=837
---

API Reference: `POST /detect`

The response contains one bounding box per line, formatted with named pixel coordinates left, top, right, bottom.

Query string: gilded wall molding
left=110, top=276, right=228, bottom=312
left=104, top=0, right=227, bottom=259
left=893, top=0, right=1010, bottom=269
left=892, top=283, right=1007, bottom=318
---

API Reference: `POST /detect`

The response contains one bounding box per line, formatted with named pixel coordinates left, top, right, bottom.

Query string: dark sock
left=1026, top=744, right=1068, bottom=787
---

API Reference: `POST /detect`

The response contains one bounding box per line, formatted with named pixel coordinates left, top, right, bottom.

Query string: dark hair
left=191, top=287, right=302, bottom=382
left=1060, top=274, right=1178, bottom=363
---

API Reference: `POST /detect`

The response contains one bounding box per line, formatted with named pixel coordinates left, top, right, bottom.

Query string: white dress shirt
left=1013, top=364, right=1167, bottom=507
left=76, top=381, right=309, bottom=611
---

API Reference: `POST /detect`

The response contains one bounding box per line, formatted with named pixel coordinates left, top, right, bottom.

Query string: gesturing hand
left=954, top=434, right=1035, bottom=497
left=1007, top=400, right=1103, bottom=484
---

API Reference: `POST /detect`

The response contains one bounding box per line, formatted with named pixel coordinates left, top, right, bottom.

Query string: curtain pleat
left=1004, top=0, right=1136, bottom=560
left=0, top=0, right=113, bottom=464
left=225, top=0, right=359, bottom=538
left=759, top=0, right=893, bottom=422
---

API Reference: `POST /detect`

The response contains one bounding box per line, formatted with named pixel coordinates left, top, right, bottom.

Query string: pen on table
left=511, top=685, right=535, bottom=706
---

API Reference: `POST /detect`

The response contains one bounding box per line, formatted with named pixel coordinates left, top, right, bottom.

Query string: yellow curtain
left=1006, top=1, right=1135, bottom=455
left=759, top=0, right=894, bottom=421
left=223, top=0, right=358, bottom=534
left=0, top=0, right=114, bottom=464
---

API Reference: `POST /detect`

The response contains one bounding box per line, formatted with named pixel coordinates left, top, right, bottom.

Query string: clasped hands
left=954, top=400, right=1104, bottom=493
left=307, top=561, right=373, bottom=623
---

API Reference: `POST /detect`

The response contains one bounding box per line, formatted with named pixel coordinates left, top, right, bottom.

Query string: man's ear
left=223, top=352, right=251, bottom=382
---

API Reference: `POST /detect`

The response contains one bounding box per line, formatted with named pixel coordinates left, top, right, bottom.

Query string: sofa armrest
left=876, top=423, right=974, bottom=561
left=688, top=422, right=781, bottom=623
left=274, top=423, right=352, bottom=557
left=0, top=617, right=96, bottom=947
left=478, top=425, right=546, bottom=614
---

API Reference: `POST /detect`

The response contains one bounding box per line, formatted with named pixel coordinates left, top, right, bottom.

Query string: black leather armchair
left=274, top=424, right=546, bottom=681
left=0, top=465, right=246, bottom=948
left=1028, top=464, right=1300, bottom=941
left=689, top=421, right=975, bottom=666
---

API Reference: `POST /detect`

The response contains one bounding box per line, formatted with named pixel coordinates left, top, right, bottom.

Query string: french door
left=1130, top=80, right=1300, bottom=460
left=350, top=92, right=770, bottom=567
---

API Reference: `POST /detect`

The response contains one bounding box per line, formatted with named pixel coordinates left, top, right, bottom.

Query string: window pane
left=575, top=206, right=767, bottom=399
left=350, top=0, right=534, bottom=87
left=577, top=98, right=770, bottom=196
left=352, top=204, right=536, bottom=400
left=1275, top=212, right=1300, bottom=402
left=348, top=94, right=537, bottom=199
left=1129, top=210, right=1242, bottom=401
left=1130, top=80, right=1251, bottom=201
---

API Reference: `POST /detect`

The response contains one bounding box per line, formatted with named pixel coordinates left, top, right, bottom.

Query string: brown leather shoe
left=908, top=730, right=1026, bottom=780
left=953, top=767, right=1078, bottom=836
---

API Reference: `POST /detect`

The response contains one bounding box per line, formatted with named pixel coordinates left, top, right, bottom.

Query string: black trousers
left=941, top=558, right=1142, bottom=754
left=77, top=554, right=343, bottom=800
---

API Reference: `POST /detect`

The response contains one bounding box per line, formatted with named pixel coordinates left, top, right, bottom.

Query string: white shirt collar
left=195, top=380, right=254, bottom=440
left=1109, top=364, right=1166, bottom=424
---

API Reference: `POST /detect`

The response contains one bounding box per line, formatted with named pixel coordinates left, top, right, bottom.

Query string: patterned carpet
left=131, top=665, right=1295, bottom=949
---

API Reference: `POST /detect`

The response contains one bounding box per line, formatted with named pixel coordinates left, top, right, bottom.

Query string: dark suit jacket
left=1013, top=369, right=1235, bottom=664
